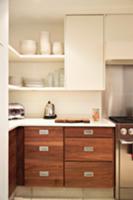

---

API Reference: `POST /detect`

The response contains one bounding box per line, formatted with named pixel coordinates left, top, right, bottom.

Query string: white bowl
left=20, top=40, right=37, bottom=55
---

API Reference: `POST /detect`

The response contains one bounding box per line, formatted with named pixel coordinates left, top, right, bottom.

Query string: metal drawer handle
left=39, top=171, right=49, bottom=177
left=120, top=139, right=133, bottom=145
left=84, top=146, right=94, bottom=152
left=84, top=171, right=94, bottom=177
left=39, top=146, right=49, bottom=152
left=39, top=130, right=49, bottom=135
left=84, top=129, right=94, bottom=136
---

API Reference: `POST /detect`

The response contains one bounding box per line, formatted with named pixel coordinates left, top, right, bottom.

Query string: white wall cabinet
left=105, top=14, right=133, bottom=60
left=65, top=15, right=105, bottom=90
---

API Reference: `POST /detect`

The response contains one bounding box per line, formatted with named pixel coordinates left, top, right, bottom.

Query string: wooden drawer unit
left=65, top=127, right=114, bottom=138
left=24, top=127, right=64, bottom=186
left=25, top=159, right=63, bottom=186
left=65, top=138, right=113, bottom=161
left=24, top=127, right=63, bottom=140
left=65, top=162, right=113, bottom=188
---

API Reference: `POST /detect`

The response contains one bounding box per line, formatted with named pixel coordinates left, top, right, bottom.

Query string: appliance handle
left=120, top=139, right=133, bottom=145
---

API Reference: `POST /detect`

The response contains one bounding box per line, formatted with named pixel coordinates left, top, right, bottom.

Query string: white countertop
left=9, top=118, right=116, bottom=131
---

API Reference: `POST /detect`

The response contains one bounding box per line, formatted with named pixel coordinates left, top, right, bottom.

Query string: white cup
left=52, top=42, right=64, bottom=55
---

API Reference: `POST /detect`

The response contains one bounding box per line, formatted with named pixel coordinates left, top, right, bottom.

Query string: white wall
left=9, top=22, right=102, bottom=118
left=0, top=0, right=8, bottom=199
left=10, top=91, right=102, bottom=118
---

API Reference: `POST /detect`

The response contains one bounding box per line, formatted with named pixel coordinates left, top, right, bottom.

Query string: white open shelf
left=9, top=45, right=64, bottom=62
left=8, top=84, right=65, bottom=91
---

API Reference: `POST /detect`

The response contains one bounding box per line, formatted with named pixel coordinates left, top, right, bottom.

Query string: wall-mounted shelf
left=9, top=84, right=65, bottom=91
left=9, top=45, right=64, bottom=62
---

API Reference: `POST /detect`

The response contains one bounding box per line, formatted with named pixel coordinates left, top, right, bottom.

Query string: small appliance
left=44, top=101, right=57, bottom=119
left=9, top=103, right=25, bottom=120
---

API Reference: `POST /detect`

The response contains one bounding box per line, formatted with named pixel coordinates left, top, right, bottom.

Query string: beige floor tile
left=32, top=187, right=83, bottom=198
left=14, top=198, right=31, bottom=200
left=32, top=199, right=82, bottom=200
left=83, top=188, right=114, bottom=199
left=15, top=186, right=32, bottom=198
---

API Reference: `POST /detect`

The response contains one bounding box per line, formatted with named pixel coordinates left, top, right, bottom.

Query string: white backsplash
left=9, top=91, right=102, bottom=118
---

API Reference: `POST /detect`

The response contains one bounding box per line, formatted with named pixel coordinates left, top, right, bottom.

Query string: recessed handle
left=84, top=129, right=94, bottom=136
left=39, top=130, right=49, bottom=135
left=39, top=146, right=49, bottom=152
left=39, top=171, right=49, bottom=177
left=84, top=171, right=94, bottom=177
left=83, top=146, right=94, bottom=152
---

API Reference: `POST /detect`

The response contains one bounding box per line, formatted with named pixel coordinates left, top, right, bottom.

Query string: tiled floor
left=14, top=198, right=114, bottom=200
left=13, top=187, right=115, bottom=200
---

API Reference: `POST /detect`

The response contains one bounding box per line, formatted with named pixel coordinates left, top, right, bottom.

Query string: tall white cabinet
left=0, top=0, right=8, bottom=199
left=65, top=15, right=105, bottom=90
left=105, top=14, right=133, bottom=60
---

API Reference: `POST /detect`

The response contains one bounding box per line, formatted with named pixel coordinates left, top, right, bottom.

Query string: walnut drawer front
left=24, top=127, right=63, bottom=140
left=25, top=159, right=63, bottom=186
left=65, top=162, right=114, bottom=188
left=65, top=127, right=114, bottom=138
left=25, top=139, right=63, bottom=162
left=65, top=138, right=113, bottom=161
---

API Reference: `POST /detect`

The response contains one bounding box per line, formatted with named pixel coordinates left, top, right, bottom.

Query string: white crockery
left=20, top=40, right=37, bottom=55
left=40, top=31, right=51, bottom=55
left=52, top=41, right=64, bottom=55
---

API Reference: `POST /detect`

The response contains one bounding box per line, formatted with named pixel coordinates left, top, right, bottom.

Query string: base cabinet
left=9, top=129, right=16, bottom=196
left=65, top=127, right=114, bottom=188
left=9, top=127, right=24, bottom=197
left=24, top=127, right=63, bottom=186
left=9, top=126, right=115, bottom=195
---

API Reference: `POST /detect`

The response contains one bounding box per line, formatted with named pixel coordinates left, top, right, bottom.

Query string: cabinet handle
left=83, top=146, right=94, bottom=152
left=39, top=171, right=49, bottom=177
left=83, top=129, right=94, bottom=136
left=39, top=146, right=49, bottom=152
left=84, top=171, right=94, bottom=177
left=39, top=130, right=49, bottom=135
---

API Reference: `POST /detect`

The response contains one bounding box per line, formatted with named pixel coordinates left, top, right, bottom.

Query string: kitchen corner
left=1, top=0, right=133, bottom=200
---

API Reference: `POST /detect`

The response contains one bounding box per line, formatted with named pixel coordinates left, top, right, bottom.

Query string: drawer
left=65, top=138, right=113, bottom=161
left=25, top=127, right=63, bottom=140
left=25, top=139, right=63, bottom=162
left=25, top=159, right=63, bottom=186
left=65, top=127, right=114, bottom=138
left=65, top=162, right=114, bottom=188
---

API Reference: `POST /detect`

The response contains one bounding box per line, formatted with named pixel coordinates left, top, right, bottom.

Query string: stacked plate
left=23, top=78, right=45, bottom=87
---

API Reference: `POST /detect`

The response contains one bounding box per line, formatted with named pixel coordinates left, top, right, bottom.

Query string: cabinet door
left=9, top=130, right=16, bottom=196
left=105, top=14, right=133, bottom=60
left=65, top=15, right=104, bottom=90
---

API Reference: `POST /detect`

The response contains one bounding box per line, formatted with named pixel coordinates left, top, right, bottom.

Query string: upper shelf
left=8, top=84, right=66, bottom=91
left=9, top=45, right=64, bottom=62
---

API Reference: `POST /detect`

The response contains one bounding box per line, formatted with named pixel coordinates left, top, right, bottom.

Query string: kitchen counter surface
left=9, top=118, right=116, bottom=131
